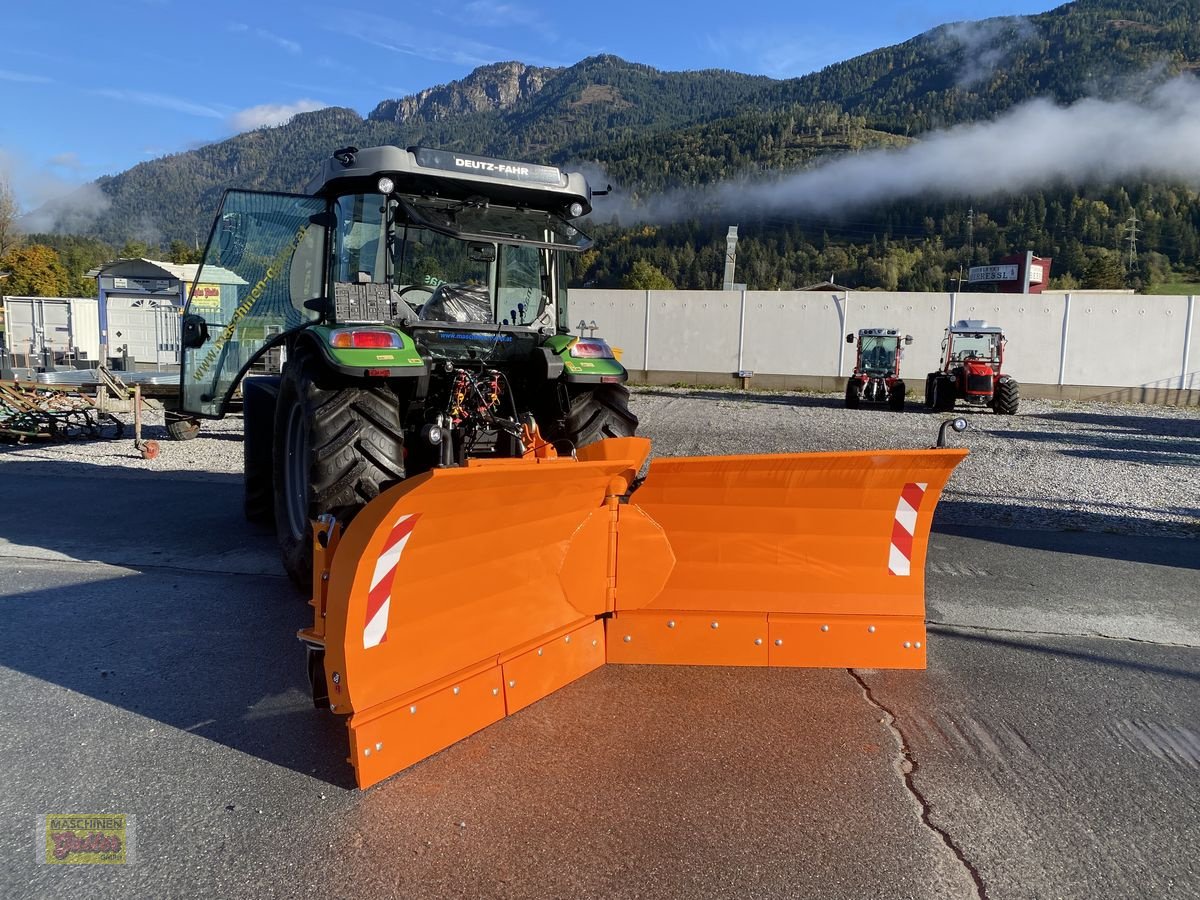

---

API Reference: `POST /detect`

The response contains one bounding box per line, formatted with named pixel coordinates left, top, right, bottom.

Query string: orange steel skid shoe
left=298, top=437, right=967, bottom=788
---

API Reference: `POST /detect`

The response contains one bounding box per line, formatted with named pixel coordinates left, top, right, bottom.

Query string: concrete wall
left=570, top=289, right=1199, bottom=404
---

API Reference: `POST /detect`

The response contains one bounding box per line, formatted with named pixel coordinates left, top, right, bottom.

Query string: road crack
left=850, top=670, right=989, bottom=900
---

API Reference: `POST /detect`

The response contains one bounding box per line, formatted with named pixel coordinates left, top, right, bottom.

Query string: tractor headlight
left=377, top=176, right=395, bottom=195
left=568, top=201, right=584, bottom=218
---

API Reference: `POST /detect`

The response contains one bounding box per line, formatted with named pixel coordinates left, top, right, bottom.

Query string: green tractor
left=178, top=146, right=636, bottom=588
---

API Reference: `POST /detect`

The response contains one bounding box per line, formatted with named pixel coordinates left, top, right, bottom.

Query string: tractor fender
left=293, top=325, right=427, bottom=380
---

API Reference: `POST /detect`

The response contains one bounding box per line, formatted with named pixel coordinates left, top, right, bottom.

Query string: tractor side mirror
left=468, top=243, right=496, bottom=263
left=905, top=335, right=914, bottom=345
left=180, top=314, right=209, bottom=349
left=846, top=334, right=854, bottom=343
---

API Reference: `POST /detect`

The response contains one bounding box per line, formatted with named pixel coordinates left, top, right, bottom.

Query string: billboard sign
left=968, top=265, right=1019, bottom=283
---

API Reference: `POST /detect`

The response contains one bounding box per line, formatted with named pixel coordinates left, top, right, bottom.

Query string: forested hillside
left=20, top=0, right=1200, bottom=293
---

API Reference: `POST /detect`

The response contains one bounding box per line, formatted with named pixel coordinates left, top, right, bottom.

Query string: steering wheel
left=395, top=284, right=433, bottom=299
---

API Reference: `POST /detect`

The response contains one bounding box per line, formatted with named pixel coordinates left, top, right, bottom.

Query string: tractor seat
left=419, top=283, right=493, bottom=323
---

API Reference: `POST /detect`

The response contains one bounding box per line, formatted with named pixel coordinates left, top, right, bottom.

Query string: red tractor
left=844, top=328, right=913, bottom=411
left=924, top=319, right=1019, bottom=414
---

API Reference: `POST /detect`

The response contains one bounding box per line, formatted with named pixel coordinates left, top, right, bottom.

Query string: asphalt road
left=0, top=458, right=1196, bottom=900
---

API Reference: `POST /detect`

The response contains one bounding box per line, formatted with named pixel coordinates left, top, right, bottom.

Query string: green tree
left=0, top=175, right=20, bottom=259
left=622, top=260, right=674, bottom=290
left=168, top=239, right=200, bottom=264
left=120, top=239, right=150, bottom=259
left=1081, top=251, right=1126, bottom=289
left=0, top=244, right=74, bottom=296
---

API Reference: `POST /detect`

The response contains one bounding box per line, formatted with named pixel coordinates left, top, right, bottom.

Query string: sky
left=0, top=0, right=1059, bottom=211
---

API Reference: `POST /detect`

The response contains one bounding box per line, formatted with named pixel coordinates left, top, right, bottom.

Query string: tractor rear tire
left=888, top=380, right=906, bottom=412
left=242, top=376, right=280, bottom=526
left=993, top=377, right=1020, bottom=415
left=558, top=384, right=638, bottom=451
left=273, top=345, right=406, bottom=592
left=845, top=379, right=862, bottom=409
left=924, top=374, right=937, bottom=408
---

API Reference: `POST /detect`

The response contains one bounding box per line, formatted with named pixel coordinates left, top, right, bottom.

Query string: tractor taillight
left=570, top=339, right=614, bottom=359
left=330, top=329, right=403, bottom=349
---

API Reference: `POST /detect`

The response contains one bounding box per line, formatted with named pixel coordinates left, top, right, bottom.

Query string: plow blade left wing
left=306, top=456, right=640, bottom=788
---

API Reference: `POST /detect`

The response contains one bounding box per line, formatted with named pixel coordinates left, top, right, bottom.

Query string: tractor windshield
left=330, top=192, right=568, bottom=327
left=860, top=335, right=899, bottom=375
left=948, top=332, right=1000, bottom=363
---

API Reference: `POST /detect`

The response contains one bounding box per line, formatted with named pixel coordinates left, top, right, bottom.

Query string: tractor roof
left=307, top=145, right=593, bottom=217
left=948, top=318, right=1003, bottom=334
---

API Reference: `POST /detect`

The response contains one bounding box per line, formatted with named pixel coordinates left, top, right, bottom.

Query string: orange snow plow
left=299, top=437, right=966, bottom=788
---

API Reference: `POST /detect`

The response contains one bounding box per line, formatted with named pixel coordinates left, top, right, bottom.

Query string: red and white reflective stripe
left=888, top=483, right=927, bottom=576
left=363, top=514, right=419, bottom=648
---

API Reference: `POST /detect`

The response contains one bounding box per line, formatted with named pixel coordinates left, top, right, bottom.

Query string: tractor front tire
left=273, top=345, right=406, bottom=592
left=242, top=376, right=280, bottom=526
left=932, top=375, right=956, bottom=412
left=888, top=380, right=906, bottom=412
left=993, top=377, right=1020, bottom=415
left=558, top=384, right=638, bottom=450
left=845, top=379, right=862, bottom=409
left=165, top=411, right=201, bottom=441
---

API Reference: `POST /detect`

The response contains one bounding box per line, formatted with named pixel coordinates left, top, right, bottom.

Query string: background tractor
left=924, top=319, right=1019, bottom=414
left=178, top=145, right=636, bottom=588
left=844, top=328, right=912, bottom=411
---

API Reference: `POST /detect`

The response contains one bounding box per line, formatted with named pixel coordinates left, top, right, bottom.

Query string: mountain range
left=27, top=0, right=1200, bottom=291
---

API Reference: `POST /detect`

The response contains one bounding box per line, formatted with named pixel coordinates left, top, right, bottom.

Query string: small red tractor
left=924, top=319, right=1019, bottom=414
left=844, top=328, right=912, bottom=411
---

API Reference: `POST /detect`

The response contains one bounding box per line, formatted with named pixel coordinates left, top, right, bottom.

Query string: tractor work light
left=377, top=176, right=395, bottom=195
left=569, top=339, right=614, bottom=359
left=329, top=329, right=403, bottom=349
left=568, top=201, right=585, bottom=217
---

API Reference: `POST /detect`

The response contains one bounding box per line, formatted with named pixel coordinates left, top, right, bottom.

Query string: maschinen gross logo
left=38, top=814, right=135, bottom=865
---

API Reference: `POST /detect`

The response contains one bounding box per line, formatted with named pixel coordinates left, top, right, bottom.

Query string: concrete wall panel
left=1063, top=294, right=1190, bottom=389
left=571, top=289, right=648, bottom=368
left=573, top=288, right=1196, bottom=394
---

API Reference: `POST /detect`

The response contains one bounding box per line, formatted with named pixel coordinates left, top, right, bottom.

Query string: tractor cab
left=943, top=323, right=1003, bottom=368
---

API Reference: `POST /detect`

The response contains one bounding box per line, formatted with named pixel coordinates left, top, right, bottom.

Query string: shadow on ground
left=0, top=458, right=354, bottom=787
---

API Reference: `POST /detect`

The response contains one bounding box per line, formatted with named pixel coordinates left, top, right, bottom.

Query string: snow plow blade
left=300, top=439, right=966, bottom=788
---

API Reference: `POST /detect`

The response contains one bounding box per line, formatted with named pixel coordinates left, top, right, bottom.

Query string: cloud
left=617, top=76, right=1200, bottom=223
left=92, top=88, right=224, bottom=119
left=0, top=149, right=112, bottom=233
left=929, top=17, right=1039, bottom=88
left=228, top=22, right=301, bottom=54
left=0, top=68, right=53, bottom=84
left=227, top=99, right=329, bottom=132
left=328, top=11, right=545, bottom=68
left=459, top=1, right=559, bottom=43
left=48, top=152, right=85, bottom=172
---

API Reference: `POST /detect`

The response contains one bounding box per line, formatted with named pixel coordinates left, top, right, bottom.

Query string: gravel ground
left=2, top=387, right=1197, bottom=538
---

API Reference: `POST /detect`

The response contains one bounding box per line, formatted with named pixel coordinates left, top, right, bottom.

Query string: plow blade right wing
left=608, top=448, right=968, bottom=669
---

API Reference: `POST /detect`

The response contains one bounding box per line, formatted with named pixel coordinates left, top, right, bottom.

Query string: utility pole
left=1123, top=212, right=1140, bottom=271
left=967, top=207, right=974, bottom=257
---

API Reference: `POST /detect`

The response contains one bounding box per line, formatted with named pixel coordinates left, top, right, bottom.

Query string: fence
left=571, top=289, right=1198, bottom=405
